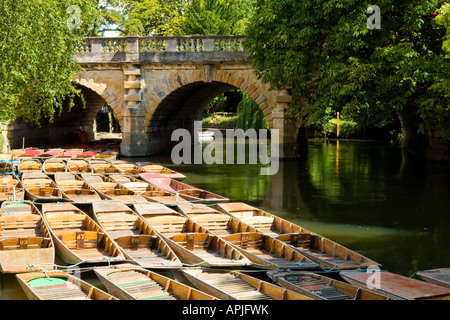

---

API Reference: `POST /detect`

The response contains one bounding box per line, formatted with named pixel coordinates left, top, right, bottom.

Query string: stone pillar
left=120, top=64, right=150, bottom=156
left=272, top=90, right=299, bottom=158
left=120, top=107, right=149, bottom=156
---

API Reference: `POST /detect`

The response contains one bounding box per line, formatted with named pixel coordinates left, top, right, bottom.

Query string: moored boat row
left=5, top=198, right=450, bottom=300
left=0, top=150, right=448, bottom=300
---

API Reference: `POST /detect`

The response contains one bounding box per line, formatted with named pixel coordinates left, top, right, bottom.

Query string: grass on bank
left=201, top=113, right=238, bottom=129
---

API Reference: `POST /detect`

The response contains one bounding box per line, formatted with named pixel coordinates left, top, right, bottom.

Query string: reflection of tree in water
left=257, top=139, right=450, bottom=276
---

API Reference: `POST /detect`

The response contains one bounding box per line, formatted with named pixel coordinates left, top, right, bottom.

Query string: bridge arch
left=142, top=64, right=276, bottom=154
left=75, top=70, right=125, bottom=132
left=1, top=81, right=119, bottom=149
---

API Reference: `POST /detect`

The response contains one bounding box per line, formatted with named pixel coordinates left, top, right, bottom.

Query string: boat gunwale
left=16, top=270, right=117, bottom=300
left=93, top=264, right=217, bottom=300
left=217, top=202, right=380, bottom=270
left=0, top=200, right=56, bottom=273
left=182, top=268, right=311, bottom=300
left=40, top=202, right=125, bottom=265
left=90, top=201, right=183, bottom=269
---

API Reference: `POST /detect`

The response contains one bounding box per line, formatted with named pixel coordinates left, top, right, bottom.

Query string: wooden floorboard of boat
left=108, top=270, right=178, bottom=300
left=70, top=248, right=110, bottom=260
left=286, top=276, right=353, bottom=299
left=189, top=273, right=274, bottom=300
left=33, top=283, right=90, bottom=300
left=299, top=249, right=361, bottom=268
left=417, top=269, right=450, bottom=288
left=0, top=229, right=43, bottom=239
left=191, top=249, right=239, bottom=264
left=123, top=249, right=179, bottom=267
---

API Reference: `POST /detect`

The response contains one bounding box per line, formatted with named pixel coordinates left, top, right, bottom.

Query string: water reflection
left=152, top=139, right=449, bottom=276
left=1, top=139, right=448, bottom=299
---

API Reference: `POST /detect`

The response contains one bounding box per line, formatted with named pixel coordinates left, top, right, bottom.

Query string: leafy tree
left=245, top=0, right=450, bottom=154
left=177, top=0, right=256, bottom=35
left=119, top=0, right=187, bottom=36
left=235, top=93, right=269, bottom=130
left=90, top=0, right=124, bottom=36
left=177, top=0, right=236, bottom=35
left=0, top=0, right=98, bottom=125
left=232, top=0, right=257, bottom=34
left=437, top=3, right=450, bottom=55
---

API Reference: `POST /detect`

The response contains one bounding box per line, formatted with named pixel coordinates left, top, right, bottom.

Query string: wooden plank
left=341, top=271, right=450, bottom=300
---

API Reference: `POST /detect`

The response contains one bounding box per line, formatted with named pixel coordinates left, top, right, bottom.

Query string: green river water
left=1, top=138, right=449, bottom=299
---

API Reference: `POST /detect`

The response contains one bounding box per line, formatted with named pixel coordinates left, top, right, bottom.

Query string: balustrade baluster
left=75, top=35, right=246, bottom=60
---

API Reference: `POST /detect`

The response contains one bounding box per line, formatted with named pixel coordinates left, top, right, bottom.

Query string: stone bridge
left=3, top=35, right=298, bottom=158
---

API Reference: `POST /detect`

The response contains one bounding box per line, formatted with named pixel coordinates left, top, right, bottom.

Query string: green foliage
left=0, top=133, right=4, bottom=152
left=235, top=93, right=269, bottom=130
left=323, top=119, right=360, bottom=138
left=90, top=0, right=123, bottom=36
left=245, top=0, right=450, bottom=138
left=436, top=3, right=450, bottom=56
left=201, top=114, right=238, bottom=129
left=0, top=0, right=98, bottom=125
left=178, top=0, right=234, bottom=35
left=119, top=0, right=187, bottom=36
left=177, top=0, right=256, bottom=35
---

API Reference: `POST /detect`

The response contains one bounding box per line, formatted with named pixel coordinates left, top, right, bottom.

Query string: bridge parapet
left=75, top=35, right=247, bottom=64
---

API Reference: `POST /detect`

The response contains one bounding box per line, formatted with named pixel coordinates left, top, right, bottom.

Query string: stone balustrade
left=75, top=35, right=247, bottom=64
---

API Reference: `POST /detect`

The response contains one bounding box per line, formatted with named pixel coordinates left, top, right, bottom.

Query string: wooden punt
left=81, top=173, right=147, bottom=205
left=133, top=202, right=186, bottom=220
left=15, top=148, right=44, bottom=159
left=139, top=173, right=229, bottom=203
left=108, top=174, right=190, bottom=206
left=94, top=264, right=217, bottom=300
left=34, top=149, right=63, bottom=160
left=65, top=148, right=84, bottom=154
left=134, top=204, right=251, bottom=267
left=66, top=159, right=94, bottom=174
left=73, top=154, right=94, bottom=161
left=90, top=160, right=122, bottom=174
left=41, top=202, right=126, bottom=265
left=91, top=201, right=183, bottom=269
left=137, top=161, right=186, bottom=180
left=21, top=171, right=66, bottom=202
left=340, top=270, right=450, bottom=300
left=17, top=159, right=42, bottom=173
left=16, top=271, right=117, bottom=300
left=0, top=155, right=18, bottom=169
left=162, top=232, right=252, bottom=268
left=110, top=160, right=147, bottom=175
left=54, top=172, right=102, bottom=203
left=223, top=232, right=317, bottom=270
left=142, top=212, right=209, bottom=238
left=0, top=201, right=55, bottom=273
left=0, top=160, right=15, bottom=173
left=55, top=151, right=82, bottom=159
left=176, top=203, right=259, bottom=237
left=72, top=151, right=98, bottom=160
left=42, top=158, right=67, bottom=175
left=415, top=268, right=450, bottom=289
left=182, top=268, right=311, bottom=300
left=217, top=202, right=379, bottom=271
left=266, top=270, right=390, bottom=300
left=0, top=174, right=25, bottom=202
left=91, top=153, right=116, bottom=162
left=9, top=149, right=26, bottom=157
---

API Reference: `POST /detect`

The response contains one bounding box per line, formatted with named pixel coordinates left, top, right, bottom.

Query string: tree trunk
left=297, top=126, right=309, bottom=157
